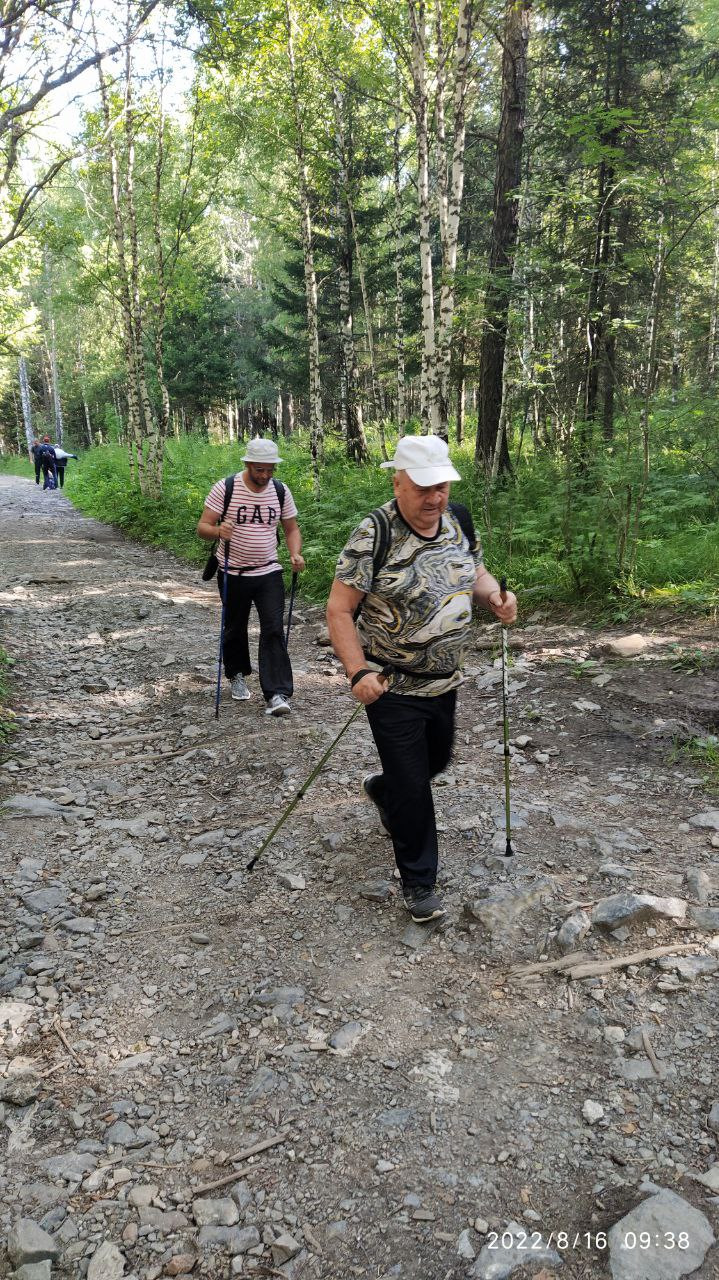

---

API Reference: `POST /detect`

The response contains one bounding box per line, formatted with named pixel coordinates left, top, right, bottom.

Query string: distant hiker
left=197, top=438, right=305, bottom=716
left=326, top=435, right=517, bottom=923
left=51, top=444, right=78, bottom=489
left=30, top=439, right=42, bottom=485
left=38, top=436, right=58, bottom=491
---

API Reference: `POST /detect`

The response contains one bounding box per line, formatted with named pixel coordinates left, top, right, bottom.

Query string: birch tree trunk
left=43, top=255, right=64, bottom=445
left=123, top=26, right=161, bottom=495
left=393, top=89, right=407, bottom=433
left=285, top=0, right=323, bottom=489
left=709, top=132, right=719, bottom=381
left=409, top=0, right=440, bottom=434
left=149, top=58, right=171, bottom=491
left=435, top=0, right=474, bottom=438
left=476, top=0, right=531, bottom=471
left=18, top=356, right=33, bottom=455
left=93, top=7, right=144, bottom=489
left=281, top=390, right=294, bottom=436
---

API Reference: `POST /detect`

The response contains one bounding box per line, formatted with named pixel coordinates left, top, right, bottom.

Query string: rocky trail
left=2, top=473, right=719, bottom=1280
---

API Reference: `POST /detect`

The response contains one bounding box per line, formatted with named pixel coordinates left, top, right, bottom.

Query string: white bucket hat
left=242, top=438, right=284, bottom=464
left=380, top=435, right=461, bottom=486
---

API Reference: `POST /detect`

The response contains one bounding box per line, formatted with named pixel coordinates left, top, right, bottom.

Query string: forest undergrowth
left=4, top=404, right=719, bottom=619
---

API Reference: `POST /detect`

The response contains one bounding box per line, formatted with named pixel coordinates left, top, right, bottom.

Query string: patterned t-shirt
left=205, top=473, right=298, bottom=578
left=335, top=499, right=484, bottom=696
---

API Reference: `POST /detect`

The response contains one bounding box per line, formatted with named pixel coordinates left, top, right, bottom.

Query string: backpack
left=39, top=444, right=55, bottom=465
left=201, top=474, right=286, bottom=581
left=354, top=500, right=477, bottom=621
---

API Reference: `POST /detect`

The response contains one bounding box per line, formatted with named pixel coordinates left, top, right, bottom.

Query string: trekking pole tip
left=246, top=855, right=258, bottom=872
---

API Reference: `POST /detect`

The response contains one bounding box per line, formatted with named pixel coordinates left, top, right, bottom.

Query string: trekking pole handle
left=499, top=575, right=508, bottom=599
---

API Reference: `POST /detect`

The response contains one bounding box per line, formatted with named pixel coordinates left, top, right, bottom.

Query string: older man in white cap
left=327, top=435, right=517, bottom=921
left=197, top=438, right=305, bottom=715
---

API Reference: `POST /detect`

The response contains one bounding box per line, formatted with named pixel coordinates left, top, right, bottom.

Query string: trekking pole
left=214, top=543, right=230, bottom=721
left=499, top=576, right=514, bottom=857
left=285, top=571, right=298, bottom=649
left=247, top=668, right=391, bottom=872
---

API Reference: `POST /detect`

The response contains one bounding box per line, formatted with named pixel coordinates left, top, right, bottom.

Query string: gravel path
left=1, top=473, right=718, bottom=1280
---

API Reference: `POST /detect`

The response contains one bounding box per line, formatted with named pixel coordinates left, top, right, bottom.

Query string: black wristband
left=350, top=668, right=371, bottom=689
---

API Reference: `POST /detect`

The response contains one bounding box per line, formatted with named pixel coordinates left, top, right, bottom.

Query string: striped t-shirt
left=205, top=473, right=298, bottom=577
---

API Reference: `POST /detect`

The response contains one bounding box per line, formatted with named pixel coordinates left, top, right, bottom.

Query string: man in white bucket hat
left=327, top=435, right=516, bottom=922
left=197, top=437, right=305, bottom=715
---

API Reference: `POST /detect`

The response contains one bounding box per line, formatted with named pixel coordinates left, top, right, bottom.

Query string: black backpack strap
left=272, top=477, right=286, bottom=513
left=448, top=501, right=477, bottom=553
left=221, top=473, right=236, bottom=520
left=369, top=505, right=393, bottom=581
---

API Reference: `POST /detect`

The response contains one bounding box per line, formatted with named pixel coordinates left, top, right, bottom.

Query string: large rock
left=688, top=906, right=719, bottom=931
left=197, top=1225, right=260, bottom=1253
left=13, top=1264, right=52, bottom=1280
left=5, top=796, right=68, bottom=819
left=557, top=909, right=591, bottom=954
left=604, top=634, right=648, bottom=658
left=20, top=887, right=67, bottom=914
left=44, top=1151, right=97, bottom=1182
left=470, top=1222, right=563, bottom=1278
left=271, top=1232, right=302, bottom=1264
left=687, top=810, right=719, bottom=831
left=87, top=1240, right=125, bottom=1280
left=465, top=879, right=552, bottom=935
left=7, top=1221, right=59, bottom=1268
left=591, top=893, right=686, bottom=930
left=191, top=1197, right=239, bottom=1227
left=608, top=1188, right=714, bottom=1279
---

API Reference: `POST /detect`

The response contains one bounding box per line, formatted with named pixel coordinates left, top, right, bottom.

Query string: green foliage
left=63, top=422, right=719, bottom=611
left=0, top=455, right=33, bottom=476
left=0, top=647, right=17, bottom=748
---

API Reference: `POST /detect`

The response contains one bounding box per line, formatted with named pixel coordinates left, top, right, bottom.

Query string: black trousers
left=217, top=569, right=293, bottom=701
left=34, top=461, right=41, bottom=484
left=56, top=464, right=66, bottom=488
left=365, top=689, right=456, bottom=889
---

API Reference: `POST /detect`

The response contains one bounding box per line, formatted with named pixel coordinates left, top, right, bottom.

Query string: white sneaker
left=266, top=694, right=291, bottom=716
left=231, top=675, right=251, bottom=700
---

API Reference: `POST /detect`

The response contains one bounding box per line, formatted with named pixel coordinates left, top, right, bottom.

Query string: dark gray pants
left=217, top=569, right=292, bottom=702
left=365, top=689, right=456, bottom=889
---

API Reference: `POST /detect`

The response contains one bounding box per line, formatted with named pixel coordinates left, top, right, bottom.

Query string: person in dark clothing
left=38, top=436, right=57, bottom=490
left=51, top=445, right=78, bottom=488
left=30, top=440, right=42, bottom=484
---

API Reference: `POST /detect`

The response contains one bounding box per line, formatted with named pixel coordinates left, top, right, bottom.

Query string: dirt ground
left=1, top=473, right=719, bottom=1280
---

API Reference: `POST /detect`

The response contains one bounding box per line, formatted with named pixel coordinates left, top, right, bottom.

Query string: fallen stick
left=508, top=951, right=593, bottom=979
left=189, top=1132, right=291, bottom=1196
left=52, top=1020, right=82, bottom=1065
left=64, top=746, right=195, bottom=769
left=641, top=1028, right=663, bottom=1077
left=568, top=943, right=699, bottom=981
left=95, top=731, right=166, bottom=748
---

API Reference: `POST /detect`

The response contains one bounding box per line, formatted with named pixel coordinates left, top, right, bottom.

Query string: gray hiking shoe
left=403, top=885, right=446, bottom=923
left=362, top=774, right=392, bottom=836
left=231, top=675, right=251, bottom=701
left=266, top=694, right=291, bottom=716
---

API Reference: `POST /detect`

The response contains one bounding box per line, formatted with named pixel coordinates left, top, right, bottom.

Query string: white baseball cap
left=380, top=435, right=461, bottom=486
left=242, top=438, right=284, bottom=464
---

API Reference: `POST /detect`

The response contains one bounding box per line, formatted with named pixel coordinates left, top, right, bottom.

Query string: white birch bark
left=92, top=8, right=143, bottom=489
left=123, top=27, right=161, bottom=494
left=435, top=0, right=474, bottom=436
left=409, top=0, right=439, bottom=433
left=18, top=356, right=33, bottom=454
left=285, top=0, right=323, bottom=488
left=709, top=132, right=719, bottom=380
left=393, top=87, right=407, bottom=433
